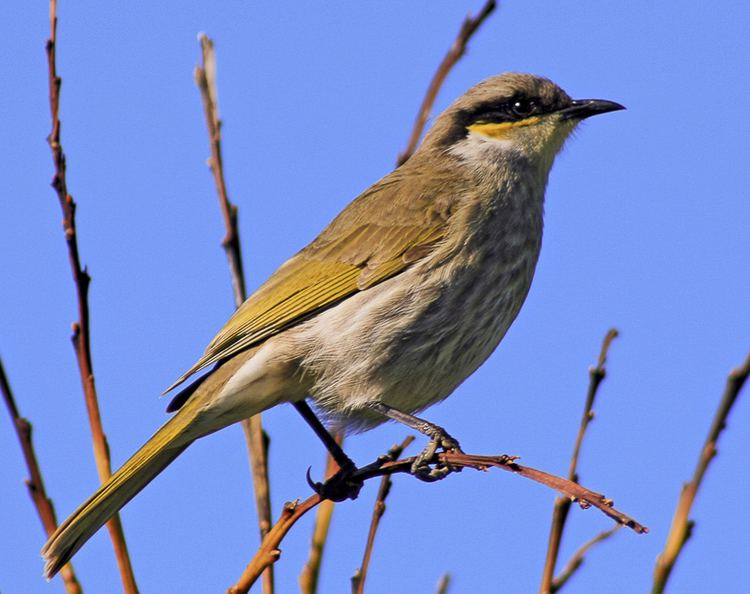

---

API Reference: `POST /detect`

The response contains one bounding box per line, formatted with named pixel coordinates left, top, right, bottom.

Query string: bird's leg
left=367, top=401, right=464, bottom=481
left=293, top=400, right=364, bottom=501
left=293, top=400, right=353, bottom=469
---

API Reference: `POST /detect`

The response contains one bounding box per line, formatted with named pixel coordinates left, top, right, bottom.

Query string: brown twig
left=436, top=573, right=452, bottom=594
left=45, top=2, right=138, bottom=591
left=539, top=329, right=619, bottom=594
left=194, top=34, right=246, bottom=306
left=194, top=33, right=275, bottom=594
left=550, top=526, right=620, bottom=593
left=351, top=436, right=414, bottom=594
left=396, top=0, right=497, bottom=165
left=1, top=359, right=82, bottom=594
left=227, top=449, right=647, bottom=594
left=228, top=495, right=322, bottom=594
left=433, top=453, right=646, bottom=533
left=651, top=351, right=750, bottom=594
left=299, top=433, right=344, bottom=594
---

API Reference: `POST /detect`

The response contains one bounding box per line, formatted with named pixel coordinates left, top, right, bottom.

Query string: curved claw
left=306, top=466, right=323, bottom=493
left=305, top=464, right=363, bottom=502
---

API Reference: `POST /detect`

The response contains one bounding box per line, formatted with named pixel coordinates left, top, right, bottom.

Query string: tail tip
left=42, top=559, right=56, bottom=581
left=41, top=543, right=64, bottom=581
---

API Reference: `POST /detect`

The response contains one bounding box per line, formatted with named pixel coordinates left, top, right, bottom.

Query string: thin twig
left=228, top=495, right=322, bottom=594
left=539, top=329, right=618, bottom=594
left=299, top=433, right=344, bottom=594
left=45, top=2, right=138, bottom=591
left=550, top=526, right=620, bottom=593
left=1, top=359, right=82, bottom=594
left=652, top=351, right=750, bottom=594
left=436, top=573, right=452, bottom=594
left=194, top=34, right=246, bottom=306
left=227, top=449, right=647, bottom=594
left=568, top=329, right=619, bottom=481
left=194, top=33, right=274, bottom=594
left=432, top=453, right=647, bottom=533
left=396, top=0, right=497, bottom=165
left=351, top=436, right=414, bottom=594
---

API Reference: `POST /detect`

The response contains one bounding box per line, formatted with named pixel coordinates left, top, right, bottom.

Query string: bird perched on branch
left=42, top=72, right=623, bottom=577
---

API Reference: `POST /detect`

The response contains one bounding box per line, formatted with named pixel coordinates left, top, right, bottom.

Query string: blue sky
left=2, top=2, right=748, bottom=593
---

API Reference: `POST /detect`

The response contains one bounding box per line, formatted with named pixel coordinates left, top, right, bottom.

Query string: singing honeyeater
left=42, top=73, right=623, bottom=576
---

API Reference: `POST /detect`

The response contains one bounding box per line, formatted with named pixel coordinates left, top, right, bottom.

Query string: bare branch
left=228, top=448, right=647, bottom=594
left=194, top=33, right=246, bottom=306
left=550, top=526, right=620, bottom=593
left=436, top=573, right=452, bottom=594
left=652, top=350, right=750, bottom=594
left=299, top=433, right=344, bottom=594
left=432, top=453, right=646, bottom=533
left=1, top=359, right=82, bottom=594
left=45, top=2, right=138, bottom=590
left=569, top=329, right=619, bottom=481
left=194, top=33, right=275, bottom=593
left=351, top=436, right=414, bottom=594
left=539, top=329, right=618, bottom=594
left=396, top=0, right=497, bottom=165
left=229, top=495, right=323, bottom=594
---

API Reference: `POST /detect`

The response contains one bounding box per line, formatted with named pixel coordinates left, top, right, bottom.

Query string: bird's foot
left=306, top=460, right=364, bottom=502
left=364, top=401, right=464, bottom=482
left=411, top=431, right=464, bottom=482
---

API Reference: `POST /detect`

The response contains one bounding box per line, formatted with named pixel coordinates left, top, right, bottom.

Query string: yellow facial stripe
left=468, top=116, right=542, bottom=139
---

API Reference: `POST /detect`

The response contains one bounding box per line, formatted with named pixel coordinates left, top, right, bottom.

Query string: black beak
left=560, top=99, right=625, bottom=120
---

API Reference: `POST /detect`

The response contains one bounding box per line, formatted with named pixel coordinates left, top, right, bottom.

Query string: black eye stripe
left=438, top=92, right=569, bottom=148
left=466, top=95, right=553, bottom=125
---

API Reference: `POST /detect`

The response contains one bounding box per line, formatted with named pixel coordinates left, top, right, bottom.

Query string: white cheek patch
left=448, top=130, right=516, bottom=162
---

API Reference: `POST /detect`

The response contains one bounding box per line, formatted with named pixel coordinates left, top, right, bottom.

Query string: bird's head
left=422, top=73, right=624, bottom=174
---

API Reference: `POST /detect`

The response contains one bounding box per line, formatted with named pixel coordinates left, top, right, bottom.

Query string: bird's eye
left=511, top=99, right=536, bottom=118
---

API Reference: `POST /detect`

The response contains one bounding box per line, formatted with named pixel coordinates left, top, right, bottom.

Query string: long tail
left=41, top=398, right=199, bottom=579
left=41, top=347, right=265, bottom=579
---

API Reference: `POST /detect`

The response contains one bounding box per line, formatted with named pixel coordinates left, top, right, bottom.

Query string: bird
left=42, top=72, right=624, bottom=577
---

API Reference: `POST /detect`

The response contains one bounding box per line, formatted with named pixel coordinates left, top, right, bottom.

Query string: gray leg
left=368, top=401, right=463, bottom=481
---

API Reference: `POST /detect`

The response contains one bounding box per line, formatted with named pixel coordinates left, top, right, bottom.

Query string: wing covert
left=165, top=163, right=457, bottom=392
